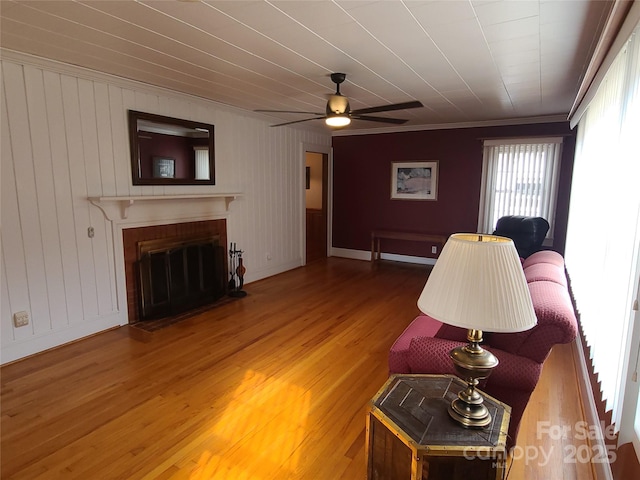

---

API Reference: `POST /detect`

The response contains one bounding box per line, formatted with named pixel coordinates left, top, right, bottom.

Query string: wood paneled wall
left=0, top=52, right=331, bottom=364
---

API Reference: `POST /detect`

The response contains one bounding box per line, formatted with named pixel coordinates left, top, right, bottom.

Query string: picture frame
left=391, top=161, right=438, bottom=200
left=152, top=157, right=175, bottom=179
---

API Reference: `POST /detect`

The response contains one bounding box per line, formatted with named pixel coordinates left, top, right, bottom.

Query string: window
left=477, top=138, right=563, bottom=238
left=565, top=22, right=640, bottom=441
left=194, top=147, right=210, bottom=180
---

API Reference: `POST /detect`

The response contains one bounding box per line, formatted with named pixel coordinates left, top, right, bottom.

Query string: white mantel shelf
left=89, top=193, right=242, bottom=222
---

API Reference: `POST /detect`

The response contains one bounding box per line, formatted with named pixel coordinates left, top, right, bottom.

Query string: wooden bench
left=370, top=230, right=448, bottom=263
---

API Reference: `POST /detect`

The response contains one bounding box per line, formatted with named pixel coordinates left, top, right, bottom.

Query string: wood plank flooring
left=1, top=258, right=596, bottom=479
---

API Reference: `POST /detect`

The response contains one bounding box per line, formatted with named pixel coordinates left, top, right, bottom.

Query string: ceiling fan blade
left=351, top=100, right=423, bottom=116
left=255, top=109, right=324, bottom=115
left=270, top=117, right=325, bottom=127
left=351, top=115, right=408, bottom=125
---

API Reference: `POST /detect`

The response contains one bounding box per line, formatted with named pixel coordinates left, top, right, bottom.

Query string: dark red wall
left=332, top=122, right=576, bottom=259
left=138, top=132, right=196, bottom=179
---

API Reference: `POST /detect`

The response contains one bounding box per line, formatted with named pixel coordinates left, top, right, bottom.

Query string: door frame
left=301, top=142, right=332, bottom=265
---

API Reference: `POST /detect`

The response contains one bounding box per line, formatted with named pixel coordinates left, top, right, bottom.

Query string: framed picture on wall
left=152, top=157, right=176, bottom=179
left=391, top=161, right=438, bottom=200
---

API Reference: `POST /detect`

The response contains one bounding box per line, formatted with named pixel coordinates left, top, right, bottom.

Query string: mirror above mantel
left=128, top=110, right=215, bottom=185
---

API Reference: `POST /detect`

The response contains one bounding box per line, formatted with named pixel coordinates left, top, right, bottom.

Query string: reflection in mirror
left=128, top=110, right=215, bottom=185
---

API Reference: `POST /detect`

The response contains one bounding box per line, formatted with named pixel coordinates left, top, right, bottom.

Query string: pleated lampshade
left=417, top=233, right=537, bottom=333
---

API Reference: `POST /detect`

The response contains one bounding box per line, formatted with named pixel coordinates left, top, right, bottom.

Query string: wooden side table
left=366, top=374, right=510, bottom=480
left=370, top=230, right=448, bottom=263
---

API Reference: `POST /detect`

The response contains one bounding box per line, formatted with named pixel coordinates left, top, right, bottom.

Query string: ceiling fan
left=255, top=73, right=423, bottom=128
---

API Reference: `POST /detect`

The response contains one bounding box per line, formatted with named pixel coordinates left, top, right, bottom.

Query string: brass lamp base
left=448, top=383, right=492, bottom=427
left=448, top=329, right=498, bottom=428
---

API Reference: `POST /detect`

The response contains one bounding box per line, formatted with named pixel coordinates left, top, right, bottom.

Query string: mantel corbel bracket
left=121, top=199, right=135, bottom=219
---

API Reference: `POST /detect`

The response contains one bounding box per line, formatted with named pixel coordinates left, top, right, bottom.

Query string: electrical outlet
left=431, top=246, right=437, bottom=254
left=266, top=252, right=272, bottom=261
left=13, top=311, right=29, bottom=327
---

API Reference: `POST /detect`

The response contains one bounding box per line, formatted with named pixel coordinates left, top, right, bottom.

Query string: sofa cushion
left=486, top=348, right=544, bottom=393
left=488, top=329, right=529, bottom=356
left=491, top=280, right=577, bottom=363
left=522, top=249, right=565, bottom=268
left=406, top=336, right=463, bottom=374
left=524, top=262, right=567, bottom=286
left=434, top=323, right=469, bottom=342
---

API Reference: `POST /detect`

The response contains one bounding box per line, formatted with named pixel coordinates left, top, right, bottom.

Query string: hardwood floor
left=1, top=258, right=596, bottom=479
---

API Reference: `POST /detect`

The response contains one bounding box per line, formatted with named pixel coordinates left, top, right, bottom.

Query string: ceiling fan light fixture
left=325, top=114, right=351, bottom=127
left=256, top=73, right=423, bottom=127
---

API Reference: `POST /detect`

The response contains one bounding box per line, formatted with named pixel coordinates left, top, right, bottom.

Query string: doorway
left=305, top=151, right=328, bottom=263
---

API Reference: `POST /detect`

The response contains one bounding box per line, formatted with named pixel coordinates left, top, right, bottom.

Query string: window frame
left=477, top=137, right=564, bottom=241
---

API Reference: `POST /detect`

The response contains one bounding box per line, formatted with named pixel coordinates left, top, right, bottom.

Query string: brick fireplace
left=88, top=192, right=240, bottom=327
left=122, top=219, right=228, bottom=324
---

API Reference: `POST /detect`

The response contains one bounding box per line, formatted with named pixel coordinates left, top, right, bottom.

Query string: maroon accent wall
left=332, top=122, right=576, bottom=259
left=138, top=132, right=196, bottom=179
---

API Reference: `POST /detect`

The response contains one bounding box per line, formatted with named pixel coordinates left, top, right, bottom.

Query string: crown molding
left=331, top=114, right=569, bottom=136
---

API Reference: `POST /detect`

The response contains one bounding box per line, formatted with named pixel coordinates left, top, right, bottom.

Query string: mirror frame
left=128, top=110, right=215, bottom=186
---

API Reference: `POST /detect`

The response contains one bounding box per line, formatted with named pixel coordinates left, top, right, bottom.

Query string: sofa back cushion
left=524, top=262, right=567, bottom=286
left=434, top=323, right=470, bottom=342
left=522, top=249, right=565, bottom=268
left=489, top=280, right=578, bottom=363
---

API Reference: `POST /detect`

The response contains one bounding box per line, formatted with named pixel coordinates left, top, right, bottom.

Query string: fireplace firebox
left=137, top=235, right=225, bottom=320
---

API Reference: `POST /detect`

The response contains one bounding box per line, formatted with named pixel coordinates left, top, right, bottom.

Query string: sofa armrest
left=388, top=315, right=443, bottom=374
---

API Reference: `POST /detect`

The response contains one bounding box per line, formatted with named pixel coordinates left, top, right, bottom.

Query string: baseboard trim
left=573, top=338, right=615, bottom=480
left=1, top=312, right=121, bottom=365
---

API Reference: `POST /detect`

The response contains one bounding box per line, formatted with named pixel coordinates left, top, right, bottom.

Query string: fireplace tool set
left=228, top=243, right=247, bottom=298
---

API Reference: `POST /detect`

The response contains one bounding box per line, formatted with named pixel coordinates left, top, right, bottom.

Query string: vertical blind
left=194, top=147, right=209, bottom=180
left=477, top=138, right=563, bottom=236
left=565, top=23, right=640, bottom=432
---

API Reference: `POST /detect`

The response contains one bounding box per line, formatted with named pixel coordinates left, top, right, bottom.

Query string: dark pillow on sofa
left=493, top=215, right=549, bottom=258
left=434, top=323, right=471, bottom=342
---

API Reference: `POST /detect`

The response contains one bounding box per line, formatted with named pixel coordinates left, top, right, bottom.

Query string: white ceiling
left=0, top=0, right=612, bottom=133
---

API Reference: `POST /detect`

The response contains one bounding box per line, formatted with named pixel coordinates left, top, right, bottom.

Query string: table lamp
left=417, top=233, right=537, bottom=428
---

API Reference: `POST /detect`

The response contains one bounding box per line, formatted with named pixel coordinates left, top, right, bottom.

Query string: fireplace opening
left=137, top=235, right=225, bottom=320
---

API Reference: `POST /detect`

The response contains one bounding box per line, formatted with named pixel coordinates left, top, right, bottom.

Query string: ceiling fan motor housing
left=326, top=94, right=350, bottom=116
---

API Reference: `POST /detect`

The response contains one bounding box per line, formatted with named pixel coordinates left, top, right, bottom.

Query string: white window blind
left=194, top=147, right=209, bottom=180
left=477, top=138, right=563, bottom=237
left=565, top=23, right=640, bottom=436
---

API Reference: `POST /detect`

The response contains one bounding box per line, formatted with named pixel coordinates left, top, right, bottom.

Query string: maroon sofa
left=388, top=250, right=578, bottom=449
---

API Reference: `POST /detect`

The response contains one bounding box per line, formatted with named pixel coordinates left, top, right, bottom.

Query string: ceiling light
left=325, top=115, right=351, bottom=127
